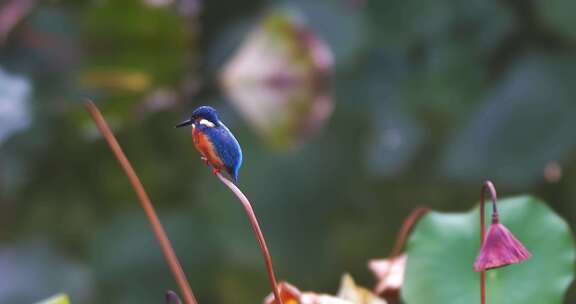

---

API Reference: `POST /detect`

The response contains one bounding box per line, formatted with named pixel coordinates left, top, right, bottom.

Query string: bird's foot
left=212, top=168, right=221, bottom=175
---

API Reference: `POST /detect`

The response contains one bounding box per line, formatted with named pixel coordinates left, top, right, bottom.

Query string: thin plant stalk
left=389, top=207, right=430, bottom=258
left=215, top=172, right=284, bottom=304
left=85, top=100, right=198, bottom=304
left=479, top=180, right=498, bottom=304
left=374, top=206, right=429, bottom=294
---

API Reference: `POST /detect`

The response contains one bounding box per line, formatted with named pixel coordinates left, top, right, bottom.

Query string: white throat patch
left=199, top=119, right=215, bottom=128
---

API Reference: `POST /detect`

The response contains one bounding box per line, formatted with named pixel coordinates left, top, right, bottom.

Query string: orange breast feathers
left=192, top=126, right=225, bottom=170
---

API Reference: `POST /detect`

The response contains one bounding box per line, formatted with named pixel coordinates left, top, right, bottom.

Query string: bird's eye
left=199, top=119, right=215, bottom=128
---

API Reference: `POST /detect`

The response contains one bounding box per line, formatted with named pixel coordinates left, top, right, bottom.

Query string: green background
left=0, top=0, right=575, bottom=303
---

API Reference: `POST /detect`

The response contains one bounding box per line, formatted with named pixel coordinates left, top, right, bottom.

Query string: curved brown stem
left=479, top=180, right=499, bottom=304
left=390, top=207, right=430, bottom=258
left=85, top=100, right=198, bottom=304
left=215, top=173, right=284, bottom=304
left=374, top=206, right=429, bottom=294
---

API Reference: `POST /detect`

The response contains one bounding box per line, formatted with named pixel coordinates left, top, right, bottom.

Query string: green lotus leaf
left=403, top=196, right=575, bottom=304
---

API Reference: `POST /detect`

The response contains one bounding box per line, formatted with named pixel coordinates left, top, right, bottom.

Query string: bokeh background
left=0, top=0, right=575, bottom=303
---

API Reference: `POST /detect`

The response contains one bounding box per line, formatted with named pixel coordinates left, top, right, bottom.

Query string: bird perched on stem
left=176, top=106, right=243, bottom=183
left=177, top=106, right=283, bottom=304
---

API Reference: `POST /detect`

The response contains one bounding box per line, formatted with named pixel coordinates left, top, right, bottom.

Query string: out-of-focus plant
left=337, top=274, right=387, bottom=304
left=441, top=54, right=576, bottom=187
left=0, top=242, right=92, bottom=303
left=166, top=290, right=182, bottom=304
left=369, top=255, right=406, bottom=303
left=403, top=196, right=575, bottom=304
left=369, top=207, right=429, bottom=303
left=263, top=274, right=387, bottom=304
left=35, top=294, right=70, bottom=304
left=0, top=68, right=31, bottom=145
left=80, top=0, right=197, bottom=120
left=85, top=101, right=198, bottom=304
left=221, top=11, right=333, bottom=148
left=0, top=0, right=34, bottom=45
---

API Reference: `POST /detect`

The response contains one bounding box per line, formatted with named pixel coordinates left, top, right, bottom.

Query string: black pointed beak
left=175, top=118, right=194, bottom=128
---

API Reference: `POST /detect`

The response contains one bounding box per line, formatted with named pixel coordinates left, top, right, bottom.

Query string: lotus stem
left=374, top=206, right=429, bottom=295
left=479, top=180, right=498, bottom=304
left=390, top=207, right=430, bottom=258
left=215, top=172, right=283, bottom=304
left=85, top=100, right=198, bottom=304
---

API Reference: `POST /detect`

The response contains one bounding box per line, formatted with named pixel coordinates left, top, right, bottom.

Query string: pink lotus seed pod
left=474, top=222, right=531, bottom=271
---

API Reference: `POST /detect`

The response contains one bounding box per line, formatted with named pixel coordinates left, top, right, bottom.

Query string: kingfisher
left=176, top=106, right=243, bottom=183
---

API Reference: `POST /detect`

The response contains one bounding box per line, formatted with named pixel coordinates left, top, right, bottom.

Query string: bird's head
left=176, top=105, right=220, bottom=128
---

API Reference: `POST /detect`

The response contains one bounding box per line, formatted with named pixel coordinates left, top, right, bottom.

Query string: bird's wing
left=203, top=125, right=242, bottom=178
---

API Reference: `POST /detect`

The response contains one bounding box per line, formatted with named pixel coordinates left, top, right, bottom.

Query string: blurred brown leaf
left=368, top=254, right=406, bottom=296
left=337, top=274, right=388, bottom=304
left=263, top=274, right=387, bottom=304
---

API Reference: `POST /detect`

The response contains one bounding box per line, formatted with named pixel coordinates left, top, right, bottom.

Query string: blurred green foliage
left=0, top=0, right=575, bottom=303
